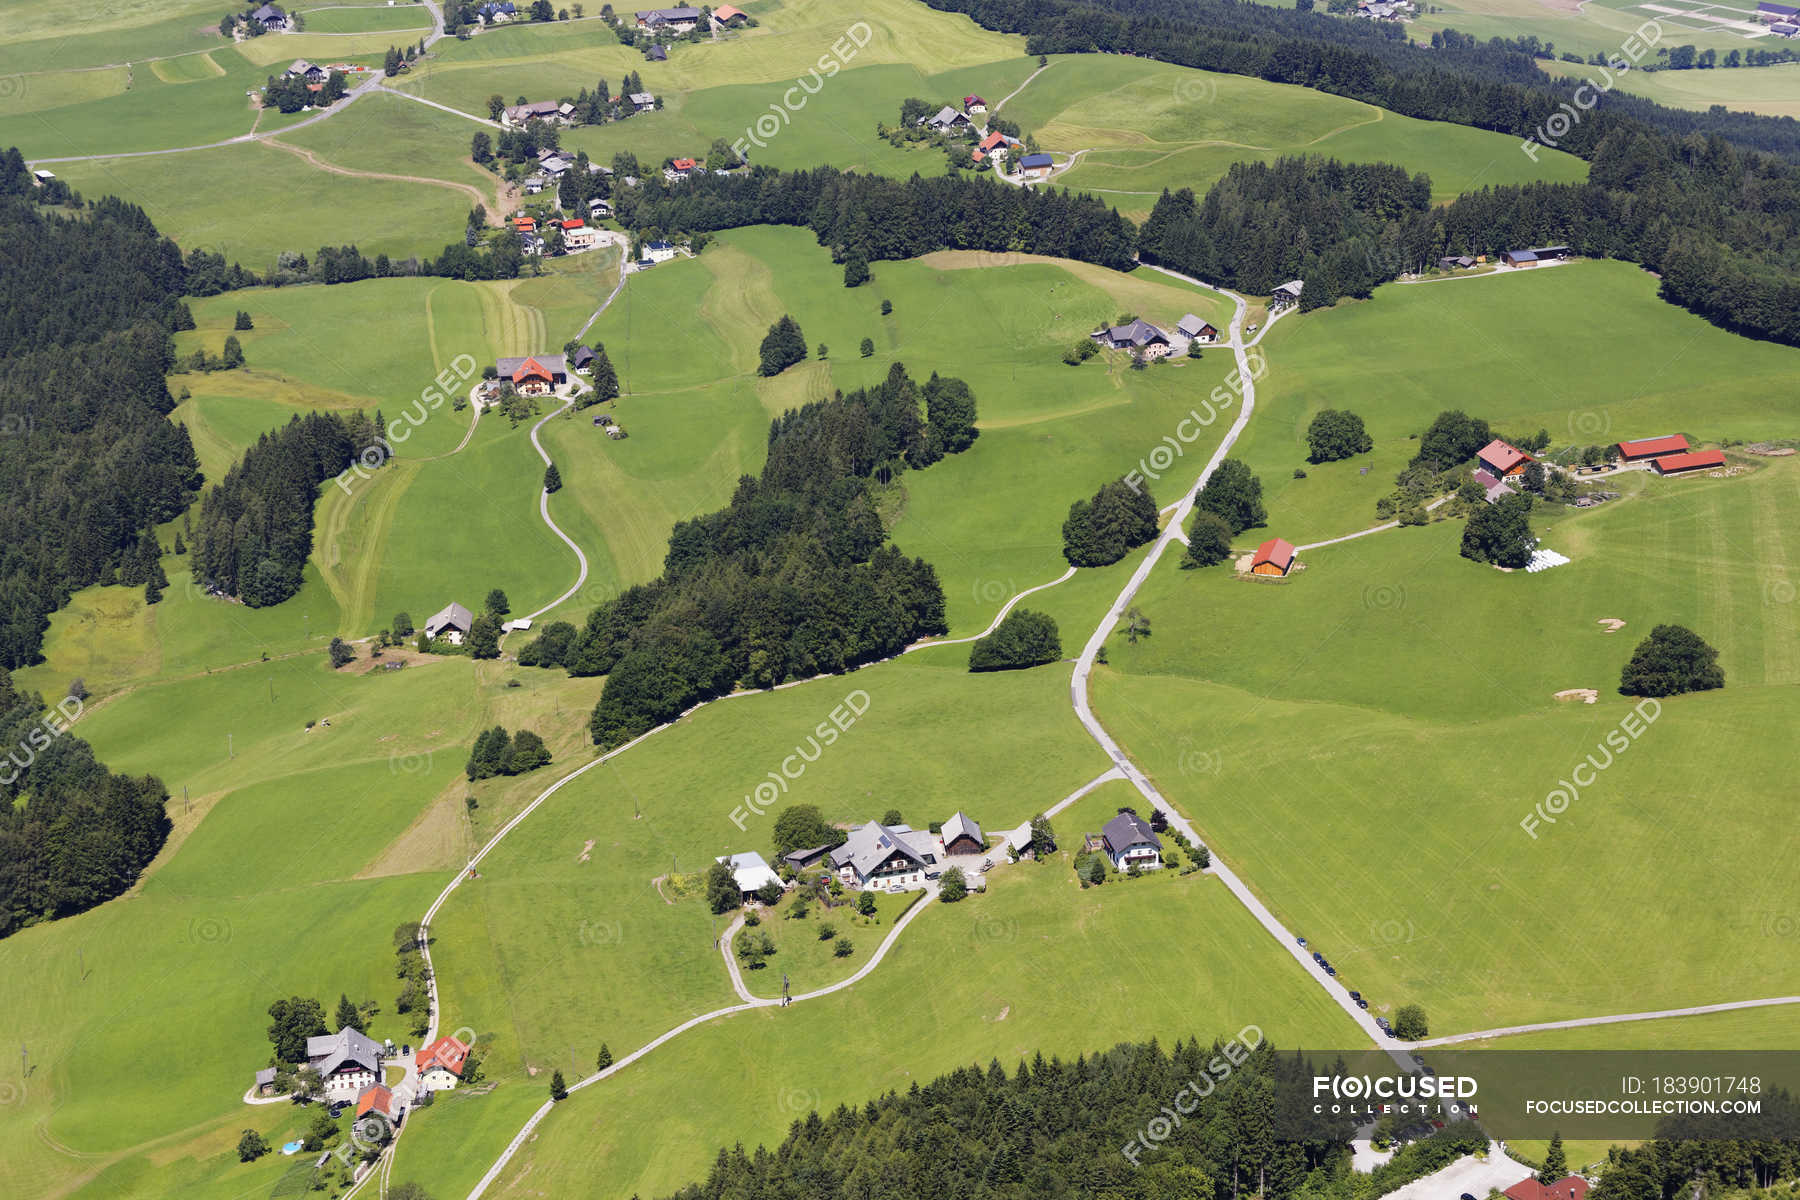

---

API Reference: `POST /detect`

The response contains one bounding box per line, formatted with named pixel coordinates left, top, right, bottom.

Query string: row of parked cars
left=1296, top=935, right=1395, bottom=1038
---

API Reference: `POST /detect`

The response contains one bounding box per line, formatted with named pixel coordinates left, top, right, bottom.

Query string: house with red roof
left=355, top=1083, right=399, bottom=1122
left=1617, top=434, right=1689, bottom=461
left=1476, top=438, right=1532, bottom=477
left=415, top=1034, right=471, bottom=1093
left=1505, top=1176, right=1590, bottom=1200
left=1652, top=448, right=1726, bottom=475
left=964, top=94, right=987, bottom=114
left=712, top=3, right=747, bottom=21
left=665, top=157, right=699, bottom=182
left=1251, top=537, right=1296, bottom=577
left=558, top=218, right=597, bottom=250
left=494, top=354, right=568, bottom=397
left=977, top=130, right=1017, bottom=159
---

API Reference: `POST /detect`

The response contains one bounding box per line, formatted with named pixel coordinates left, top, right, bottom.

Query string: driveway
left=1379, top=1145, right=1532, bottom=1200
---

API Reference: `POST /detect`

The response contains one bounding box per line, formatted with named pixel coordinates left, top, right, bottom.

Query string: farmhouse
left=717, top=851, right=785, bottom=899
left=1176, top=313, right=1218, bottom=343
left=572, top=346, right=597, bottom=374
left=1476, top=438, right=1532, bottom=477
left=1018, top=151, right=1053, bottom=178
left=1652, top=448, right=1727, bottom=475
left=1505, top=1177, right=1591, bottom=1200
left=941, top=811, right=985, bottom=856
left=1270, top=280, right=1304, bottom=309
left=1503, top=249, right=1538, bottom=267
left=285, top=59, right=325, bottom=83
left=1250, top=537, right=1296, bottom=577
left=424, top=601, right=474, bottom=644
left=496, top=354, right=568, bottom=396
left=1473, top=467, right=1518, bottom=504
left=1617, top=434, right=1689, bottom=461
left=305, top=1027, right=383, bottom=1100
left=977, top=131, right=1011, bottom=158
left=636, top=6, right=701, bottom=29
left=830, top=820, right=938, bottom=892
left=963, top=94, right=987, bottom=114
left=559, top=219, right=597, bottom=250
left=503, top=100, right=570, bottom=127
left=629, top=91, right=657, bottom=111
left=1100, top=810, right=1162, bottom=872
left=923, top=105, right=973, bottom=132
left=477, top=0, right=518, bottom=21
left=1096, top=318, right=1172, bottom=358
left=587, top=197, right=613, bottom=218
left=665, top=156, right=699, bottom=180
left=415, top=1034, right=470, bottom=1093
left=251, top=3, right=288, bottom=31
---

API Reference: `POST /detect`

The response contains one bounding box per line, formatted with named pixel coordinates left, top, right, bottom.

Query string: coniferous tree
left=758, top=315, right=807, bottom=376
left=1062, top=479, right=1159, bottom=567
left=1539, top=1133, right=1568, bottom=1182
left=544, top=463, right=563, bottom=493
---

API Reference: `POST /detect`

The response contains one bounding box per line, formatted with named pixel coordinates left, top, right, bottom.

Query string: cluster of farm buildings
left=917, top=96, right=1056, bottom=178
left=250, top=1029, right=476, bottom=1140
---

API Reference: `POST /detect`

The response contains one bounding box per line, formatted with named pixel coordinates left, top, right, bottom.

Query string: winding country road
left=520, top=395, right=592, bottom=623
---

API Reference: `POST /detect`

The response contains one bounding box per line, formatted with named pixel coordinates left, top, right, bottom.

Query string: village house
left=922, top=105, right=974, bottom=133
left=1250, top=537, right=1296, bottom=577
left=636, top=6, right=701, bottom=30
left=830, top=820, right=938, bottom=892
left=495, top=354, right=568, bottom=397
left=977, top=130, right=1015, bottom=159
left=305, top=1027, right=384, bottom=1101
left=1177, top=313, right=1218, bottom=343
left=1476, top=438, right=1533, bottom=477
left=1018, top=151, right=1053, bottom=179
left=355, top=1083, right=402, bottom=1133
left=713, top=4, right=748, bottom=23
left=1270, top=280, right=1304, bottom=309
left=963, top=94, right=987, bottom=114
left=251, top=3, right=289, bottom=31
left=424, top=601, right=474, bottom=644
left=572, top=345, right=597, bottom=374
left=1095, top=318, right=1172, bottom=358
left=629, top=91, right=657, bottom=112
left=1652, top=448, right=1726, bottom=475
left=941, top=811, right=986, bottom=857
left=502, top=100, right=571, bottom=128
left=664, top=156, right=699, bottom=181
left=285, top=59, right=326, bottom=84
left=1473, top=467, right=1519, bottom=504
left=1100, top=810, right=1162, bottom=872
left=587, top=196, right=613, bottom=218
left=415, top=1034, right=470, bottom=1093
left=1617, top=435, right=1689, bottom=461
left=640, top=239, right=678, bottom=264
left=717, top=851, right=785, bottom=900
left=477, top=0, right=518, bottom=22
left=559, top=219, right=597, bottom=250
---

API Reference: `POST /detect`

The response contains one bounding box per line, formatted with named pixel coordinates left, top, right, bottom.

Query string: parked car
left=1348, top=990, right=1361, bottom=1001
left=1311, top=951, right=1323, bottom=964
left=1324, top=963, right=1336, bottom=976
left=1384, top=1026, right=1398, bottom=1039
left=1355, top=996, right=1368, bottom=1009
left=1296, top=935, right=1307, bottom=947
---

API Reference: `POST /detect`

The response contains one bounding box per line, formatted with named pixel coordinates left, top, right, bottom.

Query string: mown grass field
left=1542, top=58, right=1800, bottom=119
left=999, top=55, right=1590, bottom=217
left=1410, top=0, right=1749, bottom=62
left=1092, top=263, right=1800, bottom=1034
left=298, top=3, right=435, bottom=34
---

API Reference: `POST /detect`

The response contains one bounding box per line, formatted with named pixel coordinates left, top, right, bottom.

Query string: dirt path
left=265, top=137, right=492, bottom=214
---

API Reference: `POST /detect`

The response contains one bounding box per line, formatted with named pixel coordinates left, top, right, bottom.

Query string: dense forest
left=0, top=668, right=171, bottom=938
left=517, top=364, right=968, bottom=747
left=1138, top=159, right=1434, bottom=306
left=0, top=150, right=201, bottom=668
left=614, top=165, right=1139, bottom=271
left=188, top=412, right=383, bottom=607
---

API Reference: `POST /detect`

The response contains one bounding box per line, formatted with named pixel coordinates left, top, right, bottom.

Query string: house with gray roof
left=636, top=6, right=702, bottom=29
left=629, top=92, right=657, bottom=112
left=253, top=1066, right=279, bottom=1097
left=1100, top=810, right=1162, bottom=871
left=921, top=105, right=973, bottom=133
left=251, top=3, right=289, bottom=30
left=830, top=820, right=938, bottom=892
left=306, top=1027, right=384, bottom=1100
left=424, top=601, right=475, bottom=644
left=1271, top=280, right=1304, bottom=309
left=941, top=811, right=985, bottom=857
left=502, top=100, right=569, bottom=128
left=1095, top=318, right=1172, bottom=359
left=1176, top=313, right=1218, bottom=343
left=717, top=851, right=785, bottom=899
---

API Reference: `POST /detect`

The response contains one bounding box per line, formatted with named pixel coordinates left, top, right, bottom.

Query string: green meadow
left=1543, top=58, right=1800, bottom=119
left=1413, top=0, right=1750, bottom=65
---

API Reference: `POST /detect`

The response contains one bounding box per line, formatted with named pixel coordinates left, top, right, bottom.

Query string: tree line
left=0, top=668, right=171, bottom=939
left=0, top=152, right=202, bottom=668
left=189, top=412, right=385, bottom=607
left=517, top=363, right=975, bottom=747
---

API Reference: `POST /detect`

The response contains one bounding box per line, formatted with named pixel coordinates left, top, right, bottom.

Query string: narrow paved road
left=902, top=566, right=1076, bottom=654
left=1415, top=994, right=1800, bottom=1048
left=521, top=395, right=592, bottom=622
left=1294, top=493, right=1452, bottom=553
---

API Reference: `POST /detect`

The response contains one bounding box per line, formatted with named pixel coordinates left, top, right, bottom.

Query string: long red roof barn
left=1652, top=448, right=1726, bottom=475
left=1251, top=537, right=1295, bottom=576
left=1477, top=438, right=1532, bottom=476
left=1617, top=435, right=1689, bottom=460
